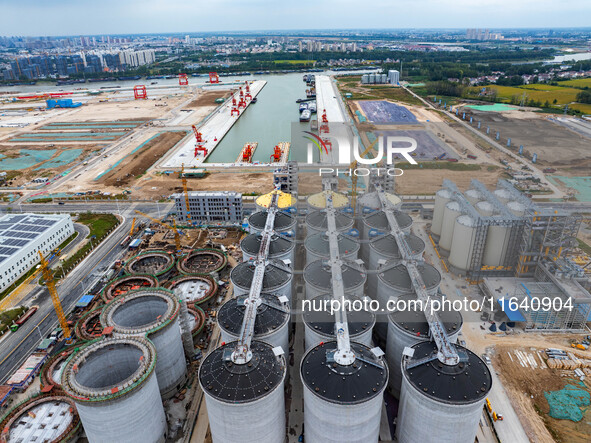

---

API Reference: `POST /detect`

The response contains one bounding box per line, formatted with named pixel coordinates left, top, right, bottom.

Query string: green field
left=559, top=78, right=591, bottom=88
left=273, top=60, right=316, bottom=65
left=471, top=85, right=580, bottom=105
left=569, top=103, right=591, bottom=114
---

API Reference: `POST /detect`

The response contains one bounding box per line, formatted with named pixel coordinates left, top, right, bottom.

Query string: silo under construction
left=199, top=341, right=286, bottom=443
left=240, top=233, right=295, bottom=263
left=256, top=189, right=296, bottom=211
left=231, top=259, right=293, bottom=299
left=439, top=201, right=461, bottom=252
left=431, top=189, right=452, bottom=236
left=304, top=232, right=359, bottom=265
left=125, top=250, right=175, bottom=278
left=307, top=190, right=349, bottom=211
left=304, top=259, right=366, bottom=299
left=300, top=341, right=388, bottom=443
left=177, top=248, right=227, bottom=275
left=101, top=274, right=159, bottom=303
left=218, top=293, right=290, bottom=353
left=166, top=274, right=218, bottom=307
left=396, top=341, right=492, bottom=443
left=448, top=215, right=478, bottom=272
left=62, top=337, right=166, bottom=443
left=386, top=294, right=462, bottom=397
left=101, top=288, right=187, bottom=399
left=303, top=294, right=374, bottom=350
left=306, top=210, right=354, bottom=236
left=248, top=210, right=296, bottom=235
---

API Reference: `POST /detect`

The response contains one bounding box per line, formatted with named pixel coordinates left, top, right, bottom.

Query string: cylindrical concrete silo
left=439, top=201, right=461, bottom=252
left=301, top=341, right=388, bottom=443
left=166, top=274, right=218, bottom=307
left=449, top=215, right=478, bottom=272
left=396, top=341, right=492, bottom=443
left=177, top=248, right=228, bottom=275
left=306, top=210, right=354, bottom=236
left=240, top=233, right=295, bottom=263
left=255, top=189, right=296, bottom=211
left=464, top=189, right=482, bottom=205
left=125, top=250, right=175, bottom=278
left=303, top=294, right=375, bottom=350
left=361, top=210, right=412, bottom=263
left=493, top=189, right=511, bottom=204
left=367, top=233, right=425, bottom=299
left=307, top=190, right=349, bottom=211
left=101, top=288, right=187, bottom=399
left=431, top=189, right=452, bottom=236
left=248, top=210, right=296, bottom=235
left=358, top=191, right=402, bottom=214
left=483, top=224, right=512, bottom=267
left=199, top=341, right=286, bottom=443
left=303, top=259, right=366, bottom=299
left=305, top=232, right=359, bottom=265
left=386, top=294, right=462, bottom=397
left=507, top=200, right=526, bottom=217
left=475, top=201, right=494, bottom=217
left=218, top=293, right=290, bottom=353
left=231, top=260, right=293, bottom=299
left=62, top=337, right=167, bottom=443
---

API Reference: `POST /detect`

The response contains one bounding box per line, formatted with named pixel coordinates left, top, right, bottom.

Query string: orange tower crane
left=180, top=163, right=192, bottom=225
left=135, top=210, right=184, bottom=257
left=38, top=251, right=72, bottom=343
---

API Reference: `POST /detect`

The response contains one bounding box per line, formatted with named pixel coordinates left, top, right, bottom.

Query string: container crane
left=134, top=210, right=184, bottom=256
left=180, top=164, right=192, bottom=225
left=38, top=251, right=72, bottom=343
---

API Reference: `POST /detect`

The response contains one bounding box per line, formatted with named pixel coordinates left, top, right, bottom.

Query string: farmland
left=469, top=84, right=580, bottom=106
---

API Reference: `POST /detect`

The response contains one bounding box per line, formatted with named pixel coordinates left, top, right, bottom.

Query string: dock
left=236, top=142, right=258, bottom=163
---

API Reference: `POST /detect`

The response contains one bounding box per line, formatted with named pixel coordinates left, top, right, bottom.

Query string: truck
left=11, top=305, right=39, bottom=331
left=543, top=168, right=556, bottom=173
left=467, top=154, right=477, bottom=160
left=447, top=158, right=458, bottom=162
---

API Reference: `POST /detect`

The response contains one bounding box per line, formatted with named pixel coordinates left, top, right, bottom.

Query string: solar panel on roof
left=0, top=247, right=19, bottom=255
left=0, top=239, right=29, bottom=247
left=0, top=257, right=6, bottom=263
left=13, top=224, right=48, bottom=233
left=4, top=231, right=37, bottom=239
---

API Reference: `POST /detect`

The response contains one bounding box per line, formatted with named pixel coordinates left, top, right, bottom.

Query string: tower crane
left=38, top=251, right=72, bottom=343
left=134, top=210, right=185, bottom=257
left=180, top=164, right=192, bottom=225
left=129, top=217, right=136, bottom=236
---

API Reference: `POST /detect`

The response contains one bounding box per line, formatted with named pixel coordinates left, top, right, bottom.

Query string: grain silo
left=62, top=337, right=167, bottom=443
left=177, top=248, right=227, bottom=275
left=304, top=259, right=366, bottom=299
left=306, top=210, right=354, bottom=236
left=304, top=232, right=359, bottom=265
left=256, top=189, right=296, bottom=211
left=124, top=250, right=175, bottom=278
left=307, top=190, right=349, bottom=211
left=199, top=341, right=286, bottom=443
left=358, top=190, right=401, bottom=214
left=483, top=223, right=511, bottom=267
left=396, top=341, right=492, bottom=443
left=101, top=274, right=159, bottom=303
left=303, top=293, right=374, bottom=350
left=248, top=210, right=296, bottom=235
left=507, top=200, right=526, bottom=217
left=301, top=341, right=388, bottom=443
left=230, top=259, right=293, bottom=299
left=101, top=288, right=187, bottom=399
left=438, top=201, right=461, bottom=252
left=240, top=233, right=294, bottom=263
left=493, top=188, right=512, bottom=204
left=431, top=189, right=452, bottom=236
left=475, top=201, right=494, bottom=216
left=166, top=274, right=218, bottom=307
left=361, top=210, right=412, bottom=262
left=464, top=189, right=482, bottom=205
left=217, top=293, right=290, bottom=353
left=386, top=294, right=462, bottom=397
left=448, top=215, right=478, bottom=272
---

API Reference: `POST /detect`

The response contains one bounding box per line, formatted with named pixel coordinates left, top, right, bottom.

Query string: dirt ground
left=395, top=168, right=504, bottom=194
left=187, top=91, right=231, bottom=108
left=99, top=132, right=187, bottom=187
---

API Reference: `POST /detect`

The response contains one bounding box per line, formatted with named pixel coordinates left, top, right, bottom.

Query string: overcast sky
left=3, top=0, right=590, bottom=36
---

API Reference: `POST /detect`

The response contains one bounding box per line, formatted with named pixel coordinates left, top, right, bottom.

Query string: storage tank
left=431, top=189, right=452, bottom=236
left=101, top=274, right=159, bottom=303
left=307, top=190, right=349, bottom=211
left=439, top=201, right=461, bottom=252
left=493, top=189, right=511, bottom=204
left=231, top=259, right=293, bottom=299
left=166, top=274, right=218, bottom=307
left=381, top=73, right=387, bottom=83
left=218, top=293, right=290, bottom=353
left=177, top=248, right=227, bottom=275
left=301, top=341, right=388, bottom=443
left=475, top=201, right=494, bottom=217
left=361, top=74, right=369, bottom=84
left=361, top=210, right=412, bottom=262
left=386, top=294, right=462, bottom=397
left=483, top=224, right=511, bottom=267
left=303, top=293, right=375, bottom=350
left=199, top=341, right=286, bottom=443
left=62, top=337, right=166, bottom=443
left=248, top=210, right=296, bottom=235
left=396, top=341, right=492, bottom=443
left=358, top=191, right=402, bottom=214
left=507, top=200, right=526, bottom=217
left=305, top=232, right=359, bottom=265
left=367, top=233, right=425, bottom=298
left=255, top=189, right=296, bottom=210
left=124, top=250, right=175, bottom=278
left=369, top=73, right=376, bottom=84
left=304, top=259, right=366, bottom=299
left=306, top=210, right=354, bottom=236
left=449, top=215, right=478, bottom=272
left=101, top=288, right=187, bottom=399
left=240, top=233, right=295, bottom=263
left=464, top=189, right=482, bottom=205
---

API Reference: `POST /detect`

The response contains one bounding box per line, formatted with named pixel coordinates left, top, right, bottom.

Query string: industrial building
left=388, top=69, right=400, bottom=84
left=173, top=191, right=243, bottom=224
left=0, top=213, right=74, bottom=292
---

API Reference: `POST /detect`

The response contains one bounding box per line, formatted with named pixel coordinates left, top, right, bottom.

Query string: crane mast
left=181, top=163, right=192, bottom=226
left=38, top=251, right=72, bottom=342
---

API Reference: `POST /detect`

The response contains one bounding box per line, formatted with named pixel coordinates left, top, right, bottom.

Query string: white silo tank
left=307, top=190, right=349, bottom=211
left=475, top=201, right=494, bottom=216
left=431, top=189, right=452, bottom=236
left=304, top=259, right=366, bottom=299
left=199, top=341, right=286, bottom=443
left=301, top=341, right=388, bottom=443
left=61, top=337, right=167, bottom=443
left=217, top=293, right=290, bottom=354
left=358, top=191, right=402, bottom=214
left=231, top=260, right=293, bottom=300
left=306, top=210, right=354, bottom=236
left=464, top=189, right=482, bottom=205
left=385, top=294, right=462, bottom=397
left=396, top=341, right=492, bottom=443
left=483, top=224, right=512, bottom=267
left=381, top=73, right=387, bottom=83
left=248, top=210, right=296, bottom=235
left=493, top=189, right=511, bottom=204
left=449, top=215, right=478, bottom=272
left=439, top=201, right=461, bottom=252
left=361, top=74, right=369, bottom=84
left=507, top=200, right=526, bottom=217
left=303, top=294, right=375, bottom=350
left=240, top=233, right=295, bottom=263
left=101, top=288, right=187, bottom=399
left=305, top=232, right=359, bottom=265
left=369, top=73, right=376, bottom=84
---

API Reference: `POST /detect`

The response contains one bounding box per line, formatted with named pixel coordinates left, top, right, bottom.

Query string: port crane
left=134, top=210, right=185, bottom=257
left=180, top=164, right=192, bottom=225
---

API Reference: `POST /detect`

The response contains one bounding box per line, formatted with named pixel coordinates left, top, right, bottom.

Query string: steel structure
left=180, top=164, right=192, bottom=225
left=133, top=85, right=147, bottom=100
left=38, top=251, right=72, bottom=342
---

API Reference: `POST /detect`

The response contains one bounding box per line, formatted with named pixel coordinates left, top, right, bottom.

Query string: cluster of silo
left=100, top=288, right=187, bottom=399
left=248, top=210, right=296, bottom=236
left=306, top=210, right=355, bottom=236
left=361, top=209, right=412, bottom=262
left=231, top=259, right=293, bottom=299
left=361, top=73, right=388, bottom=84
left=304, top=259, right=366, bottom=299
left=396, top=341, right=492, bottom=443
left=62, top=337, right=167, bottom=443
left=177, top=248, right=227, bottom=275
left=304, top=232, right=359, bottom=264
left=240, top=232, right=295, bottom=263
left=125, top=250, right=175, bottom=278
left=217, top=293, right=290, bottom=353
left=199, top=341, right=287, bottom=443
